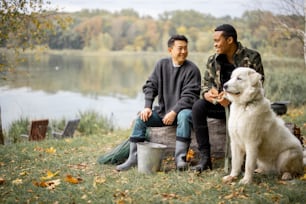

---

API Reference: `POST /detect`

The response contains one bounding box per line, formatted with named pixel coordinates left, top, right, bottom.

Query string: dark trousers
left=192, top=99, right=226, bottom=151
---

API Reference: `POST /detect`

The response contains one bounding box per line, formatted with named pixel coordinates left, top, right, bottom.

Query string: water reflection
left=1, top=52, right=301, bottom=131
left=0, top=86, right=144, bottom=130
left=0, top=52, right=166, bottom=130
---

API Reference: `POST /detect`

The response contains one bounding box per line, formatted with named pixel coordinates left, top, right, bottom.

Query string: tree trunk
left=0, top=106, right=4, bottom=145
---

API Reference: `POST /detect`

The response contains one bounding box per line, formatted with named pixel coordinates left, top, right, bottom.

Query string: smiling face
left=213, top=31, right=233, bottom=55
left=168, top=40, right=188, bottom=65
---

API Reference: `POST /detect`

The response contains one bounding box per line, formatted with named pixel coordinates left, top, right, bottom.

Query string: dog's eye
left=237, top=77, right=242, bottom=80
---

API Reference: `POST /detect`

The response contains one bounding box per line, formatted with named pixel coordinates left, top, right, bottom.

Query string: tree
left=0, top=0, right=71, bottom=72
left=272, top=0, right=305, bottom=65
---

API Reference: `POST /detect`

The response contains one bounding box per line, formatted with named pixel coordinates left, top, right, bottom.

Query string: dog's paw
left=222, top=175, right=237, bottom=184
left=281, top=172, right=293, bottom=180
left=239, top=177, right=252, bottom=185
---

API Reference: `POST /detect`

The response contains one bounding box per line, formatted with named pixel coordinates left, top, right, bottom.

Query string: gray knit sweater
left=143, top=57, right=201, bottom=117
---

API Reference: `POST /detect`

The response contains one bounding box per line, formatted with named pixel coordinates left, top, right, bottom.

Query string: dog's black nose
left=223, top=84, right=228, bottom=90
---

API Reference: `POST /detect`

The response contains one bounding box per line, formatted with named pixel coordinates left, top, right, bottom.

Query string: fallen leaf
left=34, top=147, right=44, bottom=152
left=45, top=147, right=56, bottom=154
left=41, top=170, right=60, bottom=180
left=46, top=179, right=61, bottom=190
left=0, top=177, right=5, bottom=185
left=300, top=173, right=306, bottom=181
left=33, top=181, right=48, bottom=187
left=161, top=193, right=178, bottom=199
left=186, top=149, right=195, bottom=162
left=68, top=163, right=88, bottom=170
left=64, top=138, right=72, bottom=143
left=65, top=175, right=82, bottom=184
left=19, top=171, right=28, bottom=176
left=224, top=193, right=235, bottom=200
left=33, top=179, right=61, bottom=189
left=93, top=176, right=106, bottom=188
left=12, top=178, right=23, bottom=185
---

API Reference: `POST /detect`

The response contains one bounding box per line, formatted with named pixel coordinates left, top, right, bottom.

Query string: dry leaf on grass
left=300, top=173, right=306, bottom=181
left=33, top=179, right=61, bottom=189
left=41, top=170, right=60, bottom=180
left=0, top=177, right=5, bottom=185
left=34, top=147, right=44, bottom=152
left=93, top=176, right=106, bottom=188
left=224, top=187, right=248, bottom=200
left=68, top=163, right=88, bottom=170
left=45, top=147, right=56, bottom=154
left=19, top=171, right=28, bottom=176
left=12, top=178, right=23, bottom=185
left=64, top=174, right=83, bottom=184
left=161, top=193, right=179, bottom=200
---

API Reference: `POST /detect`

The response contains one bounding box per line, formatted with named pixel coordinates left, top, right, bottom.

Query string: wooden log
left=148, top=118, right=226, bottom=159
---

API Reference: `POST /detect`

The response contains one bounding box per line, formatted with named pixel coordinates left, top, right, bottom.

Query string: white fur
left=222, top=67, right=303, bottom=185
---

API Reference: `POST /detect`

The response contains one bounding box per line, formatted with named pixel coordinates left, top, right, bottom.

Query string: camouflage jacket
left=201, top=42, right=264, bottom=97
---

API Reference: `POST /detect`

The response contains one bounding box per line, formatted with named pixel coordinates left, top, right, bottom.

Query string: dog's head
left=223, top=67, right=263, bottom=104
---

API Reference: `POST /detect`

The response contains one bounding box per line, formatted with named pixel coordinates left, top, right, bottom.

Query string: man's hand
left=204, top=87, right=219, bottom=104
left=140, top=108, right=152, bottom=122
left=217, top=92, right=230, bottom=107
left=204, top=88, right=230, bottom=107
left=162, top=111, right=177, bottom=125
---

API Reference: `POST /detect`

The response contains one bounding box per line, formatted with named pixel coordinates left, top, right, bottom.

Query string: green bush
left=77, top=110, right=114, bottom=135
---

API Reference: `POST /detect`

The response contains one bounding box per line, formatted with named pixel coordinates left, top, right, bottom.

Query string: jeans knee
left=177, top=109, right=192, bottom=124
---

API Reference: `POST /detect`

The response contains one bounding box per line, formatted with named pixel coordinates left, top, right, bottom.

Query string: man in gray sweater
left=116, top=35, right=201, bottom=171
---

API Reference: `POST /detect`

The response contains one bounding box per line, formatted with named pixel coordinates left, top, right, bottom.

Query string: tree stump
left=148, top=118, right=226, bottom=159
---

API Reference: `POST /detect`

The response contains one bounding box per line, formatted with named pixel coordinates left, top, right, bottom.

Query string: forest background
left=40, top=9, right=304, bottom=57
left=0, top=3, right=304, bottom=57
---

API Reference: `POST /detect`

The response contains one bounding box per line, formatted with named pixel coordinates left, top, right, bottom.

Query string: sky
left=49, top=0, right=287, bottom=18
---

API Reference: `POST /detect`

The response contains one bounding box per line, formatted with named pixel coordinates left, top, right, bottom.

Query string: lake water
left=1, top=52, right=303, bottom=131
left=0, top=52, right=204, bottom=131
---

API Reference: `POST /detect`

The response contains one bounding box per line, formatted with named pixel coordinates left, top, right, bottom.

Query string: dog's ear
left=249, top=70, right=262, bottom=86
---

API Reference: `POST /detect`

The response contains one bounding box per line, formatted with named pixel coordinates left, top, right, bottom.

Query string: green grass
left=1, top=107, right=305, bottom=204
left=0, top=128, right=305, bottom=204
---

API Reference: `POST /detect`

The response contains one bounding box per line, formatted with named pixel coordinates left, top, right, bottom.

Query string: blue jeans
left=129, top=109, right=193, bottom=143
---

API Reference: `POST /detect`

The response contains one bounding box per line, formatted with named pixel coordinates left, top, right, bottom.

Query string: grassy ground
left=0, top=126, right=305, bottom=204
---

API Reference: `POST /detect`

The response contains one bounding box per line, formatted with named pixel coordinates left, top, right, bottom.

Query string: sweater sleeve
left=142, top=63, right=159, bottom=109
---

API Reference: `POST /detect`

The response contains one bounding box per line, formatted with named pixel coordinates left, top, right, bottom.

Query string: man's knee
left=192, top=99, right=207, bottom=113
left=177, top=109, right=192, bottom=122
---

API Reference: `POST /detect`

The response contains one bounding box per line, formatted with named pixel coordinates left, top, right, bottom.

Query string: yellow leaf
left=186, top=149, right=195, bottom=162
left=12, top=178, right=23, bottom=185
left=65, top=175, right=82, bottom=184
left=45, top=147, right=56, bottom=154
left=33, top=179, right=61, bottom=189
left=300, top=173, right=306, bottom=181
left=19, top=171, right=28, bottom=176
left=93, top=176, right=106, bottom=188
left=41, top=170, right=60, bottom=180
left=33, top=181, right=48, bottom=187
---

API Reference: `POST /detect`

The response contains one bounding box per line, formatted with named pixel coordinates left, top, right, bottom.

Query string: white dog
left=222, top=67, right=303, bottom=185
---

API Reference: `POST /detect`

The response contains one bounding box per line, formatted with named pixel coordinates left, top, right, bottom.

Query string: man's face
left=168, top=40, right=188, bottom=65
left=213, top=31, right=231, bottom=54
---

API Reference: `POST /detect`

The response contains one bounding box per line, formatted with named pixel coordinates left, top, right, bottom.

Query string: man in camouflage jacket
left=191, top=24, right=265, bottom=173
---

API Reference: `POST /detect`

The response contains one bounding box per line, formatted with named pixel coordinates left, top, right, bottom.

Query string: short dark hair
left=167, top=35, right=188, bottom=48
left=215, top=24, right=237, bottom=43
